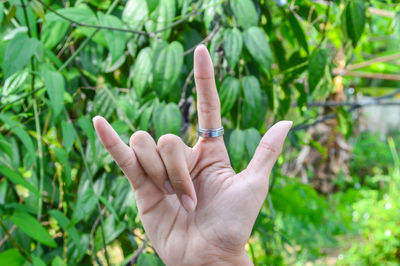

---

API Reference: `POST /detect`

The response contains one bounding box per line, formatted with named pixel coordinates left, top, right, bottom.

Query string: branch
left=0, top=220, right=31, bottom=262
left=306, top=99, right=400, bottom=108
left=37, top=0, right=202, bottom=37
left=128, top=235, right=148, bottom=265
left=293, top=88, right=400, bottom=131
left=344, top=52, right=400, bottom=71
left=332, top=70, right=400, bottom=81
left=183, top=21, right=221, bottom=56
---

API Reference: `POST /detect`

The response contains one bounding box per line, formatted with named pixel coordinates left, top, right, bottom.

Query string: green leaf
left=92, top=87, right=118, bottom=119
left=98, top=194, right=119, bottom=222
left=153, top=41, right=183, bottom=99
left=98, top=12, right=127, bottom=63
left=132, top=47, right=152, bottom=97
left=153, top=103, right=182, bottom=140
left=244, top=128, right=261, bottom=160
left=219, top=76, right=240, bottom=116
left=0, top=2, right=4, bottom=26
left=41, top=21, right=70, bottom=49
left=51, top=256, right=63, bottom=266
left=49, top=210, right=80, bottom=246
left=203, top=0, right=222, bottom=30
left=123, top=0, right=148, bottom=29
left=137, top=253, right=159, bottom=266
left=42, top=67, right=65, bottom=118
left=337, top=107, right=353, bottom=140
left=308, top=49, right=327, bottom=93
left=46, top=4, right=99, bottom=39
left=2, top=33, right=40, bottom=79
left=146, top=0, right=159, bottom=13
left=230, top=0, right=258, bottom=29
left=32, top=255, right=46, bottom=266
left=228, top=129, right=245, bottom=172
left=0, top=165, right=41, bottom=197
left=11, top=211, right=57, bottom=247
left=395, top=12, right=400, bottom=40
left=46, top=5, right=96, bottom=24
left=148, top=0, right=176, bottom=39
left=243, top=27, right=273, bottom=75
left=94, top=216, right=126, bottom=251
left=72, top=188, right=98, bottom=224
left=0, top=114, right=36, bottom=166
left=2, top=69, right=29, bottom=97
left=62, top=120, right=76, bottom=153
left=0, top=249, right=25, bottom=266
left=342, top=0, right=366, bottom=47
left=288, top=12, right=308, bottom=54
left=78, top=116, right=96, bottom=161
left=223, top=28, right=243, bottom=69
left=241, top=76, right=263, bottom=129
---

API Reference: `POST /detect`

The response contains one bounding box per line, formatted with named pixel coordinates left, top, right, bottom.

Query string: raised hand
left=93, top=45, right=292, bottom=265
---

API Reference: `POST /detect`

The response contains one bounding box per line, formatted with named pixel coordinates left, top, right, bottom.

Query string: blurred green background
left=1, top=0, right=400, bottom=265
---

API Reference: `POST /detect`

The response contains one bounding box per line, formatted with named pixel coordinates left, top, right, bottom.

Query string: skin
left=93, top=45, right=292, bottom=266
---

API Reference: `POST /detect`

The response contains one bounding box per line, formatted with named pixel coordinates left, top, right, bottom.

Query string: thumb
left=244, top=121, right=292, bottom=188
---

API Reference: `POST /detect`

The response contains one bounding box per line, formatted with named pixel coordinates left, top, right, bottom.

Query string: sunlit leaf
left=223, top=28, right=243, bottom=70
left=0, top=249, right=25, bottom=266
left=230, top=0, right=258, bottom=29
left=132, top=47, right=152, bottom=97
left=0, top=165, right=41, bottom=197
left=123, top=0, right=148, bottom=29
left=243, top=27, right=273, bottom=75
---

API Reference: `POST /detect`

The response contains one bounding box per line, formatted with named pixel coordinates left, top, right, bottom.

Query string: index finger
left=194, top=45, right=221, bottom=129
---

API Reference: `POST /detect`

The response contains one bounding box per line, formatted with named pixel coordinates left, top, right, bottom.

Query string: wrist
left=214, top=250, right=253, bottom=266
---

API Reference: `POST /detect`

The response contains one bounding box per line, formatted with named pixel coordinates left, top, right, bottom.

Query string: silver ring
left=198, top=126, right=224, bottom=138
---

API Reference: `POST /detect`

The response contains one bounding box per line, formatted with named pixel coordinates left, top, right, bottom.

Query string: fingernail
left=92, top=116, right=100, bottom=123
left=181, top=194, right=195, bottom=212
left=164, top=181, right=174, bottom=194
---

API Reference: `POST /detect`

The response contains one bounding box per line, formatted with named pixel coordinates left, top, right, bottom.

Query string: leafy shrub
left=0, top=0, right=399, bottom=265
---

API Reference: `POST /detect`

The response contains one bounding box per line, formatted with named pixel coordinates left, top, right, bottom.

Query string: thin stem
left=21, top=0, right=45, bottom=256
left=316, top=0, right=331, bottom=49
left=0, top=220, right=31, bottom=262
left=37, top=0, right=203, bottom=36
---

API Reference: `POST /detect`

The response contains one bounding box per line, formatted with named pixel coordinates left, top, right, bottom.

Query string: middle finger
left=130, top=131, right=174, bottom=195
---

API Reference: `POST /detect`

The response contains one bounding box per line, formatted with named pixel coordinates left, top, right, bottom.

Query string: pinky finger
left=93, top=116, right=146, bottom=189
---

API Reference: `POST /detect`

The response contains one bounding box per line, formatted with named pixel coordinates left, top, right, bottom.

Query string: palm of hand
left=93, top=46, right=292, bottom=265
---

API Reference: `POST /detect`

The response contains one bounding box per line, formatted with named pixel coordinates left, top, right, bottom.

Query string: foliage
left=0, top=0, right=399, bottom=265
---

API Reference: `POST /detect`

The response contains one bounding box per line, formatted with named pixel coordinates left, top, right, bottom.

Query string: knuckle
left=103, top=139, right=119, bottom=150
left=171, top=176, right=189, bottom=191
left=258, top=141, right=277, bottom=154
left=197, top=101, right=220, bottom=115
left=118, top=155, right=133, bottom=169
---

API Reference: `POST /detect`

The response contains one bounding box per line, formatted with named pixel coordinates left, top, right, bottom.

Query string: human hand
left=93, top=45, right=292, bottom=266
